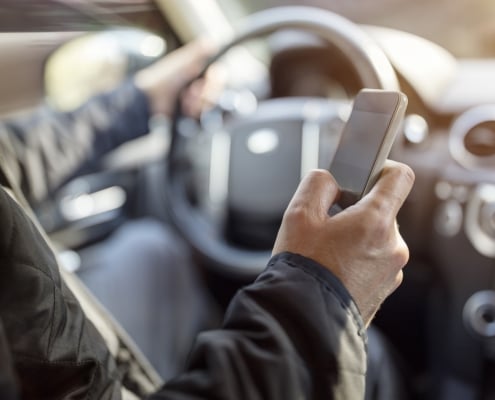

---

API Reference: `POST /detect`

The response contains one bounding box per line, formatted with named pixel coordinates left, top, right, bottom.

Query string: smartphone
left=329, top=89, right=408, bottom=210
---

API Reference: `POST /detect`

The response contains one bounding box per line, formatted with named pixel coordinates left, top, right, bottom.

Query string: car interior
left=2, top=0, right=495, bottom=399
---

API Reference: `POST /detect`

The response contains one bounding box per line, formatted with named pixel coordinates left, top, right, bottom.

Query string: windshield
left=218, top=0, right=495, bottom=58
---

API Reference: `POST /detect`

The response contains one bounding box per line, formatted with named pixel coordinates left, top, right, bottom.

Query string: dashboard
left=266, top=26, right=495, bottom=398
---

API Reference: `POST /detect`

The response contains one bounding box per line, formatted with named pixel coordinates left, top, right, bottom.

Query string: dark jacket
left=0, top=177, right=124, bottom=399
left=0, top=83, right=367, bottom=399
left=0, top=180, right=367, bottom=399
left=0, top=80, right=150, bottom=207
left=151, top=252, right=367, bottom=399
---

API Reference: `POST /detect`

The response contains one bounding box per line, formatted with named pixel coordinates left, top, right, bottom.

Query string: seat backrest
left=0, top=182, right=161, bottom=399
left=0, top=318, right=19, bottom=400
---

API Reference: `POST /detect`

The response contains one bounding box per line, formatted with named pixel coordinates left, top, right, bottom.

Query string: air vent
left=464, top=121, right=495, bottom=157
left=449, top=105, right=495, bottom=170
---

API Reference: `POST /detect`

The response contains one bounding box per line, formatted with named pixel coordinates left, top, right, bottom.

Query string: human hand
left=272, top=160, right=415, bottom=327
left=134, top=38, right=223, bottom=117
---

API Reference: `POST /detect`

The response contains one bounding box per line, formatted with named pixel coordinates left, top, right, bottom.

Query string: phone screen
left=329, top=89, right=407, bottom=207
left=330, top=110, right=395, bottom=195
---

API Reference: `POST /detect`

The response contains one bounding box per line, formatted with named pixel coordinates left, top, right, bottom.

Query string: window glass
left=218, top=0, right=495, bottom=58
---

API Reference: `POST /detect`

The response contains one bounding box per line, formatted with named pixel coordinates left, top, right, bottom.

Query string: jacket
left=0, top=82, right=367, bottom=399
left=0, top=80, right=150, bottom=208
left=0, top=179, right=367, bottom=399
left=151, top=252, right=367, bottom=399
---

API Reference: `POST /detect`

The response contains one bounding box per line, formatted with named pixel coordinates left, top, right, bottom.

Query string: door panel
left=0, top=32, right=81, bottom=117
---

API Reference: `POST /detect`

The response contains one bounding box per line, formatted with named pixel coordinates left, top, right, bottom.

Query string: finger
left=171, top=37, right=218, bottom=65
left=181, top=80, right=206, bottom=117
left=201, top=64, right=228, bottom=103
left=158, top=38, right=218, bottom=87
left=287, top=169, right=340, bottom=217
left=364, top=160, right=415, bottom=217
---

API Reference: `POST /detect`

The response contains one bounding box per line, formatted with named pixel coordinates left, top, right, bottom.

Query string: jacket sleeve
left=0, top=81, right=150, bottom=206
left=150, top=252, right=367, bottom=400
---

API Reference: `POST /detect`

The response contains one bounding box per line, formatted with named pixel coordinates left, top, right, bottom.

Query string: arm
left=151, top=161, right=415, bottom=400
left=0, top=39, right=216, bottom=206
left=151, top=252, right=366, bottom=400
left=0, top=81, right=149, bottom=206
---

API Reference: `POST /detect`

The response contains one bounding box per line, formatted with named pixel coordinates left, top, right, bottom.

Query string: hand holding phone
left=329, top=89, right=408, bottom=210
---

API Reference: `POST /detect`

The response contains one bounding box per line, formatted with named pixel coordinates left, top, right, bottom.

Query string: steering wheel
left=165, top=6, right=399, bottom=279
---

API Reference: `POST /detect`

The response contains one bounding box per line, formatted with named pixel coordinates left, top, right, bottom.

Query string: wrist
left=133, top=72, right=167, bottom=116
left=269, top=252, right=365, bottom=327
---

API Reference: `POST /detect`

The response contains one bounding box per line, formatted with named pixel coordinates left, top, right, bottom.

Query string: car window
left=0, top=0, right=103, bottom=32
left=218, top=0, right=495, bottom=58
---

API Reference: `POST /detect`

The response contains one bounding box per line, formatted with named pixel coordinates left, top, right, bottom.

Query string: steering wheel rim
left=166, top=6, right=400, bottom=279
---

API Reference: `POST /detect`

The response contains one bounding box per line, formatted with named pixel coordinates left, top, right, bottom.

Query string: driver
left=0, top=156, right=414, bottom=399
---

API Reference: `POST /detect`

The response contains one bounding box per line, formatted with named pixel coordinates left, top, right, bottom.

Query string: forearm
left=0, top=81, right=150, bottom=206
left=150, top=252, right=367, bottom=400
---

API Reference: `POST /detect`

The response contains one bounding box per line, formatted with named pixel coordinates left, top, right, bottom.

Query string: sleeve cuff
left=267, top=251, right=366, bottom=337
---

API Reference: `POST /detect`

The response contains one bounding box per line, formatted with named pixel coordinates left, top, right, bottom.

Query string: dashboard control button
left=465, top=184, right=495, bottom=258
left=403, top=114, right=429, bottom=144
left=434, top=199, right=463, bottom=237
left=463, top=291, right=495, bottom=339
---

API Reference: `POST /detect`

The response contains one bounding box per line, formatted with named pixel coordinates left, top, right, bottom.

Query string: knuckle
left=398, top=163, right=416, bottom=186
left=284, top=205, right=309, bottom=226
left=367, top=190, right=402, bottom=221
left=392, top=270, right=404, bottom=291
left=388, top=162, right=415, bottom=186
left=392, top=241, right=410, bottom=268
left=307, top=169, right=334, bottom=185
left=367, top=196, right=389, bottom=216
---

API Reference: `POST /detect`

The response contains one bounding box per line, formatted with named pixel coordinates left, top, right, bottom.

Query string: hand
left=272, top=160, right=415, bottom=327
left=134, top=38, right=223, bottom=117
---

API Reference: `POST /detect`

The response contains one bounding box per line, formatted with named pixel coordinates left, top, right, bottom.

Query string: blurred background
left=219, top=0, right=495, bottom=58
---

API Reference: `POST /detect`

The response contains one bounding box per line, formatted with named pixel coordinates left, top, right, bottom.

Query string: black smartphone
left=329, top=89, right=408, bottom=209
